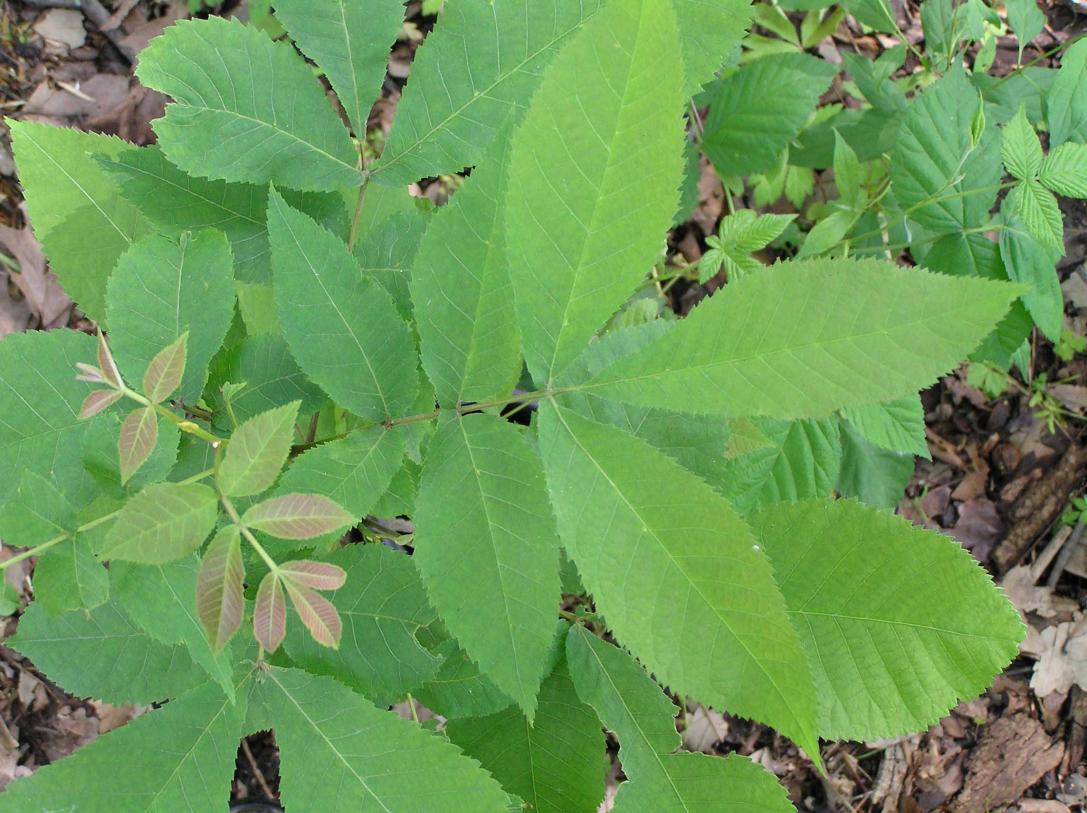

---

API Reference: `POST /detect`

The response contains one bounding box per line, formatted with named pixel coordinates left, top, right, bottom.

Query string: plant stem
left=347, top=174, right=371, bottom=252
left=405, top=693, right=421, bottom=724
left=219, top=492, right=280, bottom=574
left=122, top=387, right=225, bottom=446
left=382, top=388, right=553, bottom=429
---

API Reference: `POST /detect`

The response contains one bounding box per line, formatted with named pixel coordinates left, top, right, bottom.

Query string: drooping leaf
left=702, top=53, right=838, bottom=178
left=217, top=402, right=300, bottom=497
left=411, top=123, right=521, bottom=406
left=372, top=0, right=602, bottom=185
left=446, top=654, right=605, bottom=813
left=8, top=121, right=151, bottom=322
left=273, top=0, right=403, bottom=137
left=539, top=403, right=820, bottom=760
left=1039, top=141, right=1087, bottom=198
left=505, top=0, right=686, bottom=383
left=414, top=412, right=561, bottom=717
left=841, top=395, right=930, bottom=458
left=278, top=425, right=405, bottom=519
left=118, top=406, right=159, bottom=484
left=1046, top=38, right=1087, bottom=148
left=284, top=545, right=442, bottom=699
left=101, top=482, right=219, bottom=564
left=106, top=230, right=234, bottom=404
left=242, top=493, right=355, bottom=540
left=247, top=666, right=511, bottom=811
left=1001, top=106, right=1043, bottom=180
left=8, top=600, right=204, bottom=704
left=672, top=0, right=754, bottom=96
left=566, top=627, right=793, bottom=812
left=196, top=525, right=245, bottom=652
left=253, top=570, right=287, bottom=652
left=0, top=682, right=245, bottom=813
left=267, top=188, right=419, bottom=421
left=753, top=499, right=1024, bottom=740
left=578, top=259, right=1018, bottom=419
left=112, top=556, right=237, bottom=699
left=136, top=16, right=362, bottom=191
left=210, top=334, right=327, bottom=426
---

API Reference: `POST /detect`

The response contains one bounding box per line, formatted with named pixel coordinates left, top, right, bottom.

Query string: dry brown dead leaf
left=1029, top=615, right=1087, bottom=698
left=33, top=9, right=87, bottom=52
left=681, top=705, right=729, bottom=754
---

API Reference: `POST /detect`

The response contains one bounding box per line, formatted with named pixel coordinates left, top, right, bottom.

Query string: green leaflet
left=412, top=124, right=521, bottom=407
left=446, top=654, right=605, bottom=812
left=754, top=499, right=1024, bottom=740
left=566, top=628, right=793, bottom=812
left=7, top=122, right=151, bottom=323
left=9, top=600, right=204, bottom=705
left=283, top=544, right=442, bottom=699
left=372, top=0, right=603, bottom=185
left=505, top=0, right=686, bottom=384
left=672, top=0, right=753, bottom=96
left=136, top=17, right=362, bottom=191
left=1005, top=0, right=1045, bottom=61
left=0, top=330, right=98, bottom=502
left=837, top=420, right=916, bottom=510
left=248, top=666, right=510, bottom=810
left=703, top=53, right=838, bottom=178
left=33, top=537, right=110, bottom=615
left=106, top=230, right=235, bottom=404
left=415, top=638, right=518, bottom=720
left=577, top=259, right=1019, bottom=419
left=890, top=68, right=1002, bottom=233
left=354, top=206, right=432, bottom=319
left=278, top=425, right=406, bottom=520
left=209, top=334, right=326, bottom=424
left=1009, top=178, right=1064, bottom=254
left=111, top=556, right=237, bottom=700
left=273, top=0, right=404, bottom=137
left=1046, top=38, right=1087, bottom=148
left=217, top=402, right=299, bottom=497
left=0, top=681, right=245, bottom=813
left=414, top=413, right=561, bottom=717
left=101, top=482, right=219, bottom=565
left=1000, top=215, right=1063, bottom=340
left=267, top=188, right=420, bottom=422
left=841, top=395, right=930, bottom=458
left=538, top=403, right=820, bottom=761
left=1040, top=142, right=1087, bottom=198
left=1001, top=107, right=1043, bottom=181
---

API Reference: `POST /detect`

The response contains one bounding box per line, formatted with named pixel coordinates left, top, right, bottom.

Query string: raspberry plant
left=1, top=0, right=1060, bottom=808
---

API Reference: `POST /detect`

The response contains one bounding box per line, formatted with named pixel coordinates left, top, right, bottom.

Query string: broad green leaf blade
left=412, top=125, right=521, bottom=407
left=278, top=425, right=405, bottom=519
left=755, top=499, right=1024, bottom=740
left=101, top=482, right=219, bottom=564
left=446, top=654, right=605, bottom=813
left=672, top=0, right=754, bottom=96
left=414, top=412, right=561, bottom=717
left=254, top=571, right=287, bottom=652
left=0, top=681, right=245, bottom=813
left=242, top=493, right=355, bottom=539
left=1046, top=38, right=1087, bottom=147
left=506, top=0, right=687, bottom=383
left=1039, top=141, right=1087, bottom=198
left=1010, top=179, right=1064, bottom=254
left=248, top=666, right=511, bottom=810
left=578, top=259, right=1019, bottom=419
left=218, top=402, right=300, bottom=497
left=703, top=53, right=838, bottom=178
left=267, top=188, right=419, bottom=421
left=372, top=0, right=603, bottom=185
left=0, top=470, right=75, bottom=548
left=416, top=638, right=517, bottom=719
left=837, top=419, right=915, bottom=509
left=719, top=417, right=842, bottom=513
left=0, top=329, right=98, bottom=502
left=284, top=545, right=443, bottom=698
left=1001, top=106, right=1043, bottom=180
left=274, top=0, right=403, bottom=136
left=118, top=406, right=159, bottom=484
left=841, top=395, right=930, bottom=458
left=9, top=600, right=204, bottom=704
left=196, top=525, right=245, bottom=652
left=1000, top=216, right=1063, bottom=340
left=33, top=537, right=110, bottom=615
left=142, top=333, right=188, bottom=404
left=566, top=628, right=792, bottom=812
left=890, top=69, right=1002, bottom=232
left=539, top=403, right=820, bottom=760
left=112, top=555, right=237, bottom=700
left=106, top=230, right=235, bottom=404
left=354, top=205, right=432, bottom=319
left=136, top=17, right=362, bottom=191
left=8, top=121, right=151, bottom=322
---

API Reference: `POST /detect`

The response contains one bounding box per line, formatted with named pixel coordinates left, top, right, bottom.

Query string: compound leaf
left=136, top=16, right=362, bottom=191
left=506, top=0, right=686, bottom=384
left=1039, top=141, right=1087, bottom=198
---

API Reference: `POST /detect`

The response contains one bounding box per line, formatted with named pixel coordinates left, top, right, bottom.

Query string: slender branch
left=219, top=493, right=280, bottom=574
left=122, top=387, right=226, bottom=446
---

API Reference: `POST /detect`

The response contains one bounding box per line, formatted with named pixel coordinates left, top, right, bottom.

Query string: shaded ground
left=0, top=0, right=1086, bottom=811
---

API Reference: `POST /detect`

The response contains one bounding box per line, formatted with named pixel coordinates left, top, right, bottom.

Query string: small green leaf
left=136, top=16, right=362, bottom=190
left=118, top=406, right=158, bottom=484
left=1001, top=107, right=1043, bottom=180
left=1010, top=179, right=1064, bottom=253
left=1000, top=215, right=1063, bottom=340
left=101, top=482, right=219, bottom=564
left=196, top=526, right=245, bottom=653
left=1005, top=0, right=1045, bottom=61
left=833, top=130, right=865, bottom=208
left=253, top=571, right=287, bottom=652
left=141, top=333, right=188, bottom=404
left=837, top=420, right=915, bottom=509
left=217, top=402, right=300, bottom=497
left=1039, top=141, right=1087, bottom=199
left=242, top=493, right=355, bottom=539
left=841, top=395, right=930, bottom=458
left=698, top=210, right=795, bottom=282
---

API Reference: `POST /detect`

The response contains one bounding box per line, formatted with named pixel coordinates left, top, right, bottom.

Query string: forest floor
left=1, top=0, right=1086, bottom=811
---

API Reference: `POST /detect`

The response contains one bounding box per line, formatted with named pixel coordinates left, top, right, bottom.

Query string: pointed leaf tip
left=97, top=332, right=122, bottom=388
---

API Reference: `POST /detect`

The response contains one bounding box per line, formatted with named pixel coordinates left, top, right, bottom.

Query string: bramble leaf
left=136, top=17, right=362, bottom=191
left=217, top=402, right=300, bottom=497
left=841, top=395, right=930, bottom=458
left=1001, top=106, right=1043, bottom=180
left=1039, top=142, right=1087, bottom=198
left=1000, top=215, right=1063, bottom=340
left=101, top=482, right=219, bottom=564
left=242, top=493, right=355, bottom=540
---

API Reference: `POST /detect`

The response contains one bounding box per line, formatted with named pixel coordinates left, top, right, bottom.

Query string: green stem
left=122, top=387, right=225, bottom=446
left=219, top=492, right=280, bottom=574
left=405, top=693, right=421, bottom=724
left=347, top=174, right=371, bottom=252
